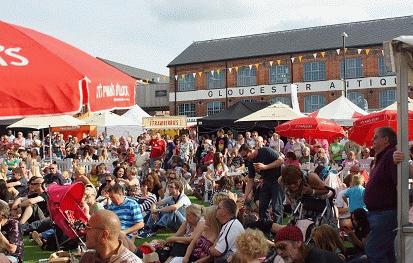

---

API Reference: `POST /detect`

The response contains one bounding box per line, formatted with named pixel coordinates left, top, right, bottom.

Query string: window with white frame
left=340, top=58, right=364, bottom=79
left=348, top=92, right=366, bottom=109
left=178, top=103, right=196, bottom=117
left=379, top=89, right=396, bottom=109
left=378, top=56, right=396, bottom=77
left=207, top=101, right=225, bottom=116
left=237, top=67, right=256, bottom=87
left=304, top=94, right=326, bottom=113
left=178, top=74, right=195, bottom=91
left=206, top=71, right=225, bottom=89
left=269, top=65, right=290, bottom=84
left=303, top=62, right=326, bottom=82
left=269, top=96, right=291, bottom=106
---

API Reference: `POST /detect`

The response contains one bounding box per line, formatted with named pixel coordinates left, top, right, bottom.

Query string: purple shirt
left=2, top=218, right=24, bottom=263
left=364, top=144, right=397, bottom=211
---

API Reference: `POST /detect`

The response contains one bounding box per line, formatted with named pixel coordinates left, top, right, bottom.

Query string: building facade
left=167, top=16, right=413, bottom=117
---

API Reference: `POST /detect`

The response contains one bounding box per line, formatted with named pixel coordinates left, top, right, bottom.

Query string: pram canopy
left=48, top=182, right=88, bottom=239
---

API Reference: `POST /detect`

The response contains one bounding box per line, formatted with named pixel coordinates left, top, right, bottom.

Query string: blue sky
left=1, top=0, right=413, bottom=76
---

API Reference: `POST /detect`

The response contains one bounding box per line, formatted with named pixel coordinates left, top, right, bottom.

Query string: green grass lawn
left=23, top=197, right=207, bottom=263
left=23, top=197, right=351, bottom=263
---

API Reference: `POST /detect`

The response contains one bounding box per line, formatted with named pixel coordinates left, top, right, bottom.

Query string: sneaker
left=137, top=229, right=156, bottom=239
left=32, top=231, right=43, bottom=247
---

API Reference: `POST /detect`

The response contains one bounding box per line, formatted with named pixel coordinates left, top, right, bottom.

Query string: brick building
left=167, top=16, right=413, bottom=118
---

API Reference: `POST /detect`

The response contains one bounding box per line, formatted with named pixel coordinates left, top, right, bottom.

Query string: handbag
left=170, top=242, right=189, bottom=257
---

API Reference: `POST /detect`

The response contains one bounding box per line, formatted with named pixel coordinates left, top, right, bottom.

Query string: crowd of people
left=0, top=126, right=411, bottom=263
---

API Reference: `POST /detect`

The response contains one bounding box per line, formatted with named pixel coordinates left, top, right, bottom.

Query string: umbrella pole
left=42, top=129, right=45, bottom=159
left=49, top=125, right=52, bottom=162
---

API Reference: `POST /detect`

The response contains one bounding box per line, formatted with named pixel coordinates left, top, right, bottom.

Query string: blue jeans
left=259, top=180, right=284, bottom=224
left=365, top=209, right=397, bottom=263
left=147, top=207, right=186, bottom=231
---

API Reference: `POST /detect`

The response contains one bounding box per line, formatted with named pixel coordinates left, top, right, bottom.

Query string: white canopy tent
left=122, top=104, right=151, bottom=125
left=308, top=96, right=368, bottom=126
left=8, top=115, right=86, bottom=159
left=235, top=101, right=305, bottom=122
left=82, top=110, right=143, bottom=139
left=384, top=35, right=413, bottom=262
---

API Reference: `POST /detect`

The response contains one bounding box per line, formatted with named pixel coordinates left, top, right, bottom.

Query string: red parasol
left=0, top=21, right=136, bottom=119
left=348, top=110, right=413, bottom=147
left=275, top=117, right=345, bottom=140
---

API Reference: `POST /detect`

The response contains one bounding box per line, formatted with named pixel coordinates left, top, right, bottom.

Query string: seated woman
left=313, top=148, right=329, bottom=167
left=298, top=147, right=314, bottom=164
left=0, top=179, right=14, bottom=203
left=122, top=167, right=141, bottom=198
left=205, top=152, right=229, bottom=190
left=170, top=206, right=221, bottom=263
left=147, top=171, right=165, bottom=201
left=311, top=224, right=346, bottom=261
left=344, top=208, right=370, bottom=261
left=163, top=204, right=204, bottom=262
left=0, top=200, right=24, bottom=263
left=4, top=151, right=19, bottom=170
left=134, top=178, right=157, bottom=220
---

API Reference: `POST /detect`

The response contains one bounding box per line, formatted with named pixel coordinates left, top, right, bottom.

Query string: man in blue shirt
left=108, top=184, right=144, bottom=239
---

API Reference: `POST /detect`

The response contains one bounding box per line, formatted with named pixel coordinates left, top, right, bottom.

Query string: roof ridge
left=192, top=15, right=413, bottom=45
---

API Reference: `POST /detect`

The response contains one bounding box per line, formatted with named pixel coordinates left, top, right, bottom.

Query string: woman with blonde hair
left=82, top=185, right=104, bottom=219
left=98, top=148, right=109, bottom=162
left=235, top=228, right=269, bottom=263
left=123, top=167, right=141, bottom=197
left=163, top=204, right=205, bottom=262
left=30, top=159, right=41, bottom=178
left=171, top=206, right=221, bottom=263
left=147, top=171, right=165, bottom=200
left=311, top=224, right=346, bottom=261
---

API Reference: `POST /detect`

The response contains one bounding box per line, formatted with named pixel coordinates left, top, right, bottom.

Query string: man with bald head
left=79, top=210, right=143, bottom=263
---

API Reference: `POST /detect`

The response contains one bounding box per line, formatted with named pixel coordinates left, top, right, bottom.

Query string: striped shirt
left=108, top=198, right=143, bottom=232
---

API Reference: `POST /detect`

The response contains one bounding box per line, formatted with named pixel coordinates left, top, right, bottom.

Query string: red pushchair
left=48, top=182, right=88, bottom=250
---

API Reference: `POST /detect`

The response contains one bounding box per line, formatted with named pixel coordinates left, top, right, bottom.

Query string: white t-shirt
left=208, top=163, right=229, bottom=180
left=335, top=189, right=350, bottom=219
left=135, top=152, right=149, bottom=167
left=215, top=218, right=244, bottom=259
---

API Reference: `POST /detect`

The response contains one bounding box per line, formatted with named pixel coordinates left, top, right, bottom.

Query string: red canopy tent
left=0, top=21, right=136, bottom=119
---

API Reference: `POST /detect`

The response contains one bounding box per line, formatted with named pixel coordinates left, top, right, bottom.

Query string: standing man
left=239, top=144, right=284, bottom=224
left=215, top=129, right=229, bottom=159
left=79, top=210, right=142, bottom=263
left=178, top=133, right=194, bottom=164
left=364, top=126, right=397, bottom=262
left=209, top=198, right=244, bottom=262
left=148, top=132, right=166, bottom=168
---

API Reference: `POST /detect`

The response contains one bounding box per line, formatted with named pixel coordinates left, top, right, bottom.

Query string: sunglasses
left=30, top=183, right=41, bottom=186
left=106, top=179, right=112, bottom=182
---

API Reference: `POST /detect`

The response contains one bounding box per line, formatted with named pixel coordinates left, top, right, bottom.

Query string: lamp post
left=342, top=32, right=348, bottom=97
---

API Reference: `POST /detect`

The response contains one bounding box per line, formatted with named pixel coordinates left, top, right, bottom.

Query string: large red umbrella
left=0, top=21, right=136, bottom=119
left=348, top=110, right=413, bottom=146
left=275, top=117, right=345, bottom=140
